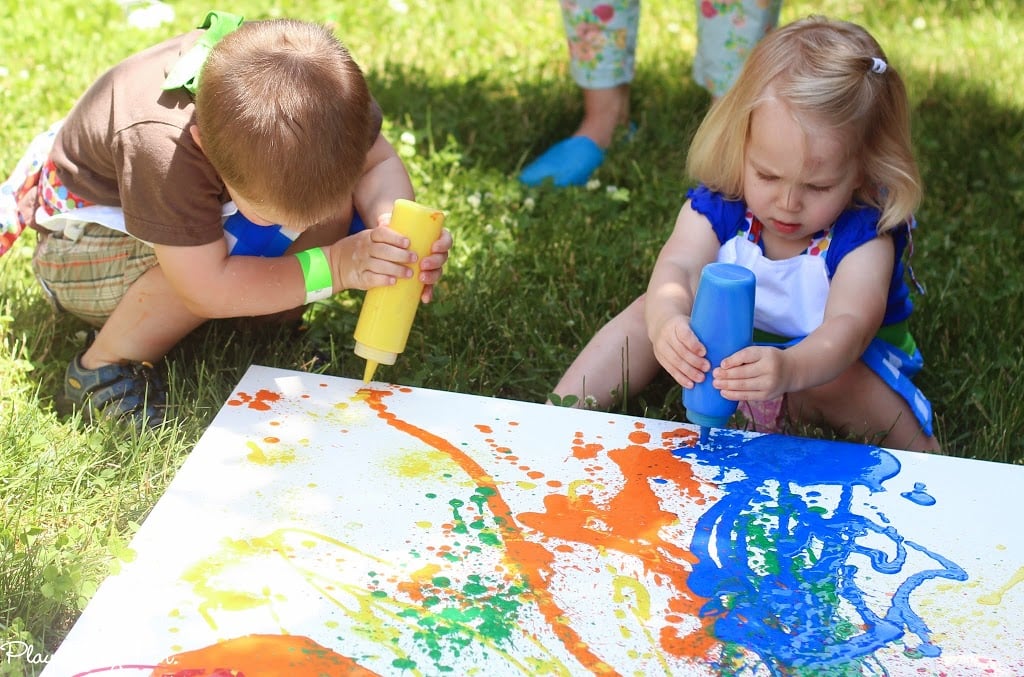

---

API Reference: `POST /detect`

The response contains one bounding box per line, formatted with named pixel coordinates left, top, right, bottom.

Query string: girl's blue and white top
left=688, top=185, right=934, bottom=436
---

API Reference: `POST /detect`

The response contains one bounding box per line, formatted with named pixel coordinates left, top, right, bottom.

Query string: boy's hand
left=649, top=314, right=709, bottom=389
left=327, top=226, right=416, bottom=292
left=326, top=225, right=453, bottom=302
left=417, top=228, right=453, bottom=303
left=374, top=211, right=452, bottom=303
left=713, top=346, right=792, bottom=402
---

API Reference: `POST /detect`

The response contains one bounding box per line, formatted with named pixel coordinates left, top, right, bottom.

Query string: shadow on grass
left=4, top=60, right=1021, bottom=461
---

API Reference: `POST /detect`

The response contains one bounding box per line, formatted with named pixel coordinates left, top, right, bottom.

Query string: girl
left=551, top=16, right=940, bottom=452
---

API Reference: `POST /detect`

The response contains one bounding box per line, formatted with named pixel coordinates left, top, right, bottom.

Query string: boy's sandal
left=56, top=352, right=167, bottom=428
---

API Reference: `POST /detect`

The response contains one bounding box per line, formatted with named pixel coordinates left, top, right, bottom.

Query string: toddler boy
left=12, top=13, right=452, bottom=427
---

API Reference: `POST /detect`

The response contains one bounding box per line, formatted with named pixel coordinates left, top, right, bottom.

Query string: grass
left=1, top=0, right=1023, bottom=671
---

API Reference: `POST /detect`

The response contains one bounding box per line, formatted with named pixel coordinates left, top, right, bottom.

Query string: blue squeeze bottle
left=683, top=262, right=756, bottom=429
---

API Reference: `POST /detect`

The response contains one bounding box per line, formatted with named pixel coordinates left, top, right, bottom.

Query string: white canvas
left=40, top=365, right=1024, bottom=676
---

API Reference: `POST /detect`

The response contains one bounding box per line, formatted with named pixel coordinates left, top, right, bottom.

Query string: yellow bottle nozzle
left=354, top=341, right=396, bottom=384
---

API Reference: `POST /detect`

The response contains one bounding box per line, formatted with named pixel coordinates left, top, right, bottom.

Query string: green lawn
left=2, top=0, right=1022, bottom=670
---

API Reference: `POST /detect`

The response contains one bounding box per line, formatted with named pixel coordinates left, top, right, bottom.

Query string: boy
left=17, top=14, right=452, bottom=427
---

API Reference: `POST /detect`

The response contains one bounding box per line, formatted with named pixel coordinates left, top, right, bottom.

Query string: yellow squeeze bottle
left=354, top=199, right=445, bottom=383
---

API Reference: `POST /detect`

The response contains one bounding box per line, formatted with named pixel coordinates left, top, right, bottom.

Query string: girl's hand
left=713, top=346, right=792, bottom=401
left=650, top=314, right=710, bottom=389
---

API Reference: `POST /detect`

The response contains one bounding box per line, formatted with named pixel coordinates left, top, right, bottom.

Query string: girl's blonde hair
left=197, top=19, right=374, bottom=228
left=686, top=16, right=920, bottom=232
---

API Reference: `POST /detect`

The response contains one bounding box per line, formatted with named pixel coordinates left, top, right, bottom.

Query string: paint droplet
left=901, top=482, right=936, bottom=506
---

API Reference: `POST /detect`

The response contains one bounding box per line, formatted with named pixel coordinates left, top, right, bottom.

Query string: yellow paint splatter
left=978, top=565, right=1024, bottom=605
left=246, top=440, right=296, bottom=466
left=385, top=448, right=456, bottom=479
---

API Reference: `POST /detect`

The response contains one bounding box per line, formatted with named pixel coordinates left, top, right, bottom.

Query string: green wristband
left=294, top=247, right=333, bottom=304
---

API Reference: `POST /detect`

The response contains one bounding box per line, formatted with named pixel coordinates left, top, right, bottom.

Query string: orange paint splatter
left=661, top=428, right=698, bottom=448
left=517, top=437, right=719, bottom=660
left=475, top=424, right=493, bottom=434
left=628, top=430, right=651, bottom=444
left=360, top=388, right=618, bottom=675
left=573, top=442, right=604, bottom=459
left=227, top=389, right=282, bottom=411
left=572, top=433, right=605, bottom=459
left=151, top=634, right=377, bottom=676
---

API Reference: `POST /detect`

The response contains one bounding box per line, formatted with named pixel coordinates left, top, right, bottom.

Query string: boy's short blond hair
left=196, top=19, right=374, bottom=228
left=687, top=16, right=921, bottom=232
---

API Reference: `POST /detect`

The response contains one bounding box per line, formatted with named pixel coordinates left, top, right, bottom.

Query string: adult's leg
left=563, top=0, right=639, bottom=146
left=550, top=295, right=662, bottom=409
left=577, top=84, right=632, bottom=149
left=692, top=0, right=783, bottom=98
left=520, top=1, right=639, bottom=186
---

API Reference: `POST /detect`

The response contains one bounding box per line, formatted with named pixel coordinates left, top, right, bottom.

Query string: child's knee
left=787, top=364, right=872, bottom=424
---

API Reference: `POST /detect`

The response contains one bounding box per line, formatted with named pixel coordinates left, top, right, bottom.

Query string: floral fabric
left=559, top=0, right=782, bottom=97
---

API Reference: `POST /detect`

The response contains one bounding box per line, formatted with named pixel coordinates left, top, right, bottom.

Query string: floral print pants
left=559, top=0, right=782, bottom=97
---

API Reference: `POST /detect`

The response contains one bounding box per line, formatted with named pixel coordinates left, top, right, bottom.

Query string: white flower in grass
left=400, top=131, right=416, bottom=146
left=607, top=186, right=631, bottom=202
left=523, top=197, right=535, bottom=211
left=120, top=0, right=175, bottom=29
left=467, top=193, right=482, bottom=209
left=586, top=179, right=601, bottom=191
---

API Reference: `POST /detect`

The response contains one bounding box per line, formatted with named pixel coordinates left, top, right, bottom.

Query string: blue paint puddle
left=675, top=429, right=966, bottom=674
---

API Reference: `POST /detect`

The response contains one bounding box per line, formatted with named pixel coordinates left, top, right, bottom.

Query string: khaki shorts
left=32, top=222, right=157, bottom=327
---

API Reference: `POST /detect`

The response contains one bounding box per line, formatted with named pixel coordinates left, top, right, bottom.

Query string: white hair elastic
left=870, top=57, right=888, bottom=74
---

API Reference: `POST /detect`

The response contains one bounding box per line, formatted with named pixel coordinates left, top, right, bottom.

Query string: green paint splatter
left=391, top=657, right=417, bottom=670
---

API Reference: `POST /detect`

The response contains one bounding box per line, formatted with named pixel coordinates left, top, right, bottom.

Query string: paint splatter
left=227, top=389, right=282, bottom=411
left=901, top=482, right=937, bottom=506
left=71, top=376, right=1013, bottom=677
left=151, top=634, right=377, bottom=676
left=680, top=429, right=967, bottom=673
left=361, top=387, right=617, bottom=673
left=245, top=440, right=296, bottom=465
left=978, top=565, right=1024, bottom=606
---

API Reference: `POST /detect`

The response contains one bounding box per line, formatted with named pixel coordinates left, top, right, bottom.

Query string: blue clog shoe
left=518, top=136, right=605, bottom=187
